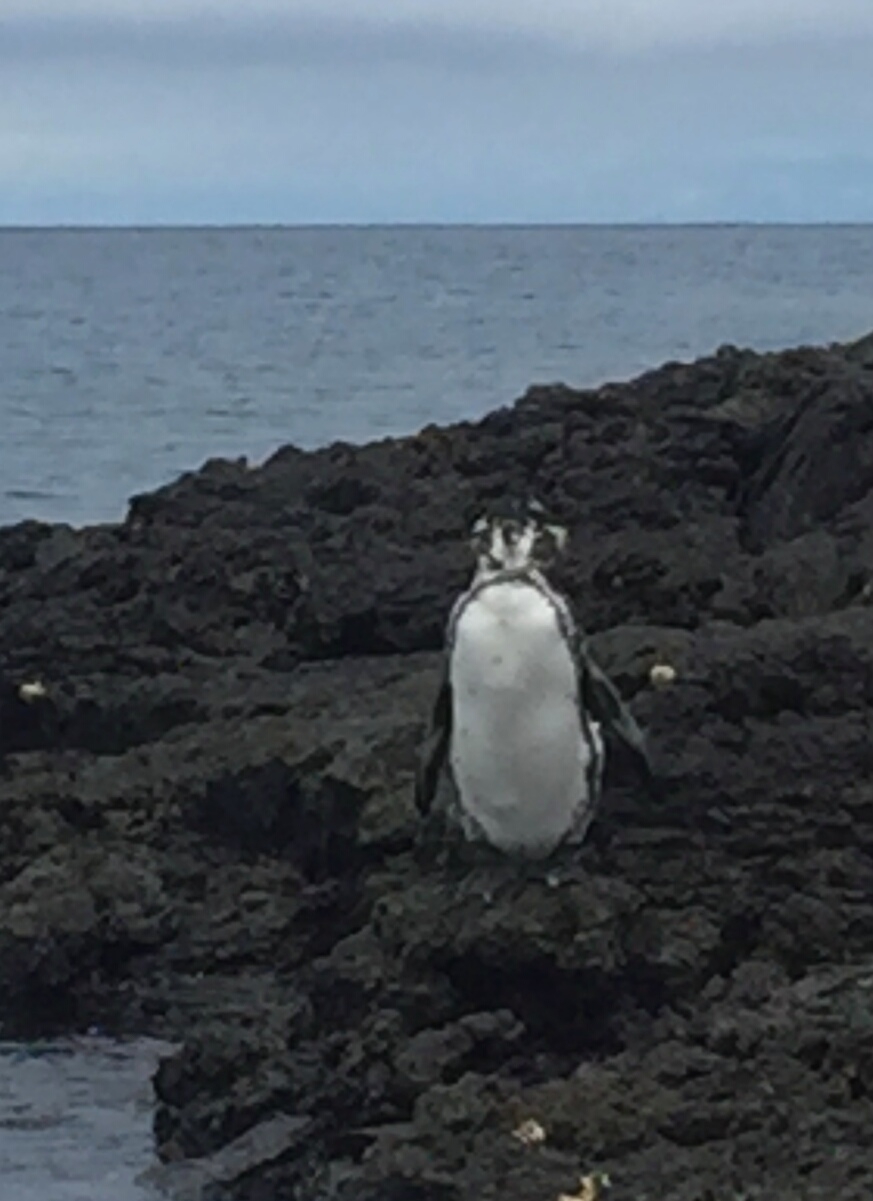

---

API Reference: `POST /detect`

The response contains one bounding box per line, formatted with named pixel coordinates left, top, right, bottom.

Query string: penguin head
left=469, top=496, right=568, bottom=574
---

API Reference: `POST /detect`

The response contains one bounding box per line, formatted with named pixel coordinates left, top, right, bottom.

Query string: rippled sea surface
left=2, top=224, right=873, bottom=527
left=0, top=1038, right=174, bottom=1201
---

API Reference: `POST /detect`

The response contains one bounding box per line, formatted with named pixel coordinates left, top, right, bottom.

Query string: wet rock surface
left=2, top=333, right=873, bottom=1199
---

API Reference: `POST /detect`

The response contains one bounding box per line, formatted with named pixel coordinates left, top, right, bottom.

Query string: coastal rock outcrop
left=2, top=332, right=873, bottom=1199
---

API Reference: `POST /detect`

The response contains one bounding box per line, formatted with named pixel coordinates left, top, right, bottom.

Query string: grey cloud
left=1, top=5, right=873, bottom=225
left=0, top=12, right=574, bottom=71
left=5, top=0, right=873, bottom=63
left=4, top=8, right=873, bottom=76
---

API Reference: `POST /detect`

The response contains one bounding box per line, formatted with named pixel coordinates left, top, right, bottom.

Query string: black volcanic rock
left=2, top=334, right=873, bottom=1200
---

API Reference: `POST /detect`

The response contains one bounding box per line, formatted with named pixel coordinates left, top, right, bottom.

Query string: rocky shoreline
left=2, top=331, right=873, bottom=1200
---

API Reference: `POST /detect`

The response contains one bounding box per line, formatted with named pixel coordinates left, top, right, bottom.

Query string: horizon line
left=2, top=219, right=873, bottom=232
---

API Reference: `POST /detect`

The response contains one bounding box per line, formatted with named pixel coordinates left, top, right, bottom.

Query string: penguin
left=414, top=497, right=658, bottom=865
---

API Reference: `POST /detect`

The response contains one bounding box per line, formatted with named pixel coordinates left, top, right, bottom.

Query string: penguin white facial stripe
left=547, top=523, right=568, bottom=553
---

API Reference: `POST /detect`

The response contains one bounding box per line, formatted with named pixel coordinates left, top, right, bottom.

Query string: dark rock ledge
left=2, top=330, right=873, bottom=1200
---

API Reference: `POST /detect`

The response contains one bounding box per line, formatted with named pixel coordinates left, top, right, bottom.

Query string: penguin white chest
left=448, top=581, right=598, bottom=856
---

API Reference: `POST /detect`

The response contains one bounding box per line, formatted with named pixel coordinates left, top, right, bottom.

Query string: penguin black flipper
left=415, top=658, right=453, bottom=816
left=576, top=641, right=663, bottom=801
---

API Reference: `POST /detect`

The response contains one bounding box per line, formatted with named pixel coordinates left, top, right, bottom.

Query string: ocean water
left=2, top=224, right=873, bottom=528
left=0, top=1037, right=174, bottom=1200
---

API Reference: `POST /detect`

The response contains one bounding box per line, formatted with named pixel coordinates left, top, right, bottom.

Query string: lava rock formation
left=2, top=331, right=873, bottom=1200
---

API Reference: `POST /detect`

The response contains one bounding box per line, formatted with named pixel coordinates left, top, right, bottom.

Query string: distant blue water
left=1, top=223, right=873, bottom=527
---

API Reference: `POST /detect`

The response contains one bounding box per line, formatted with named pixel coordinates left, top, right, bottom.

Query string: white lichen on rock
left=649, top=663, right=677, bottom=687
left=511, top=1117, right=546, bottom=1146
left=557, top=1172, right=612, bottom=1201
left=18, top=680, right=47, bottom=702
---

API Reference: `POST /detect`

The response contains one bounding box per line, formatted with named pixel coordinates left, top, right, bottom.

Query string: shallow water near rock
left=0, top=1036, right=175, bottom=1201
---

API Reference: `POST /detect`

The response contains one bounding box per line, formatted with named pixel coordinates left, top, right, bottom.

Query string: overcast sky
left=2, top=1, right=872, bottom=224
